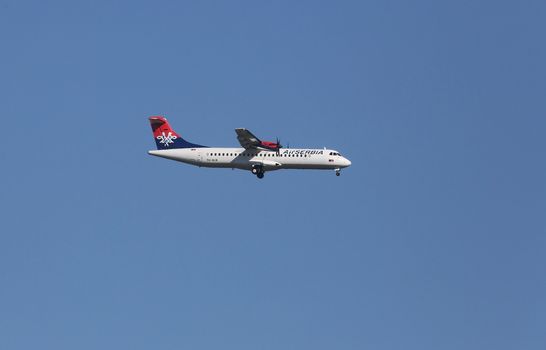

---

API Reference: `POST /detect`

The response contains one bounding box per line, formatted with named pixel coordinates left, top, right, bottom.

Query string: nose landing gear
left=335, top=168, right=341, bottom=176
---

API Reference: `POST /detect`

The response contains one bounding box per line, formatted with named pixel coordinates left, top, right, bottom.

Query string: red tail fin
left=148, top=116, right=207, bottom=149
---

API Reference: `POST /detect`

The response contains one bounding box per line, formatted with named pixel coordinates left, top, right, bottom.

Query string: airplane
left=147, top=116, right=351, bottom=179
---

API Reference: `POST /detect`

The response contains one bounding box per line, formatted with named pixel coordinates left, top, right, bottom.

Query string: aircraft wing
left=235, top=128, right=261, bottom=149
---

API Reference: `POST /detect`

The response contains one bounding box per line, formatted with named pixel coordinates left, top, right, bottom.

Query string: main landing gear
left=252, top=165, right=265, bottom=179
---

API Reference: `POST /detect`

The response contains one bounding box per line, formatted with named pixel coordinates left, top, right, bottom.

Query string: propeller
left=276, top=137, right=283, bottom=155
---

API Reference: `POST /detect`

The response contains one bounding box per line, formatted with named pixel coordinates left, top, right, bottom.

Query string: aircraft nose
left=343, top=158, right=352, bottom=167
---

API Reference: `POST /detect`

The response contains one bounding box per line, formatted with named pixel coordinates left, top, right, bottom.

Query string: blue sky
left=1, top=1, right=545, bottom=349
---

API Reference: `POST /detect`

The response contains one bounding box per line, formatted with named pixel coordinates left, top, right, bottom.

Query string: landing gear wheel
left=257, top=172, right=264, bottom=179
left=336, top=171, right=341, bottom=176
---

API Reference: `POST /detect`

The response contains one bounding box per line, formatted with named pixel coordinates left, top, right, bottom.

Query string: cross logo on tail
left=156, top=132, right=178, bottom=147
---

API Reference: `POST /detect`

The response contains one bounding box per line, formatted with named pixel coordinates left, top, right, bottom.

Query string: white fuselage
left=148, top=147, right=351, bottom=172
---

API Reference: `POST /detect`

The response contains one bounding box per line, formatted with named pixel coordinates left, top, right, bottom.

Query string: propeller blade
left=276, top=137, right=282, bottom=154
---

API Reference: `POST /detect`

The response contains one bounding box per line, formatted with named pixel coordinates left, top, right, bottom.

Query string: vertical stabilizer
left=149, top=116, right=207, bottom=149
